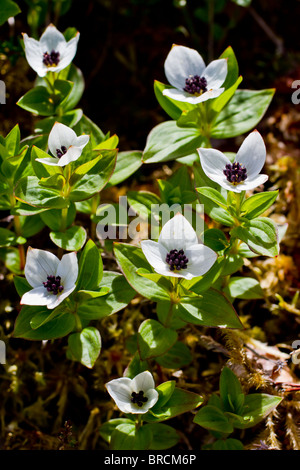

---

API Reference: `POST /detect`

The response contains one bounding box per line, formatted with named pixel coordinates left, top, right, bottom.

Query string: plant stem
left=135, top=414, right=143, bottom=430
left=74, top=311, right=82, bottom=332
left=9, top=192, right=26, bottom=271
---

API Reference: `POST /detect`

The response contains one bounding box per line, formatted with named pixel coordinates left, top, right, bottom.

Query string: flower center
left=184, top=75, right=208, bottom=95
left=223, top=162, right=247, bottom=185
left=166, top=249, right=189, bottom=271
left=56, top=146, right=67, bottom=158
left=43, top=50, right=60, bottom=67
left=131, top=390, right=148, bottom=407
left=43, top=275, right=64, bottom=295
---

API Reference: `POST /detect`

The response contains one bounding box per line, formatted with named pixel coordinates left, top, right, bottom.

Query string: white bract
left=20, top=247, right=78, bottom=310
left=141, top=214, right=217, bottom=280
left=198, top=130, right=268, bottom=193
left=105, top=371, right=159, bottom=414
left=23, top=24, right=80, bottom=77
left=163, top=44, right=227, bottom=104
left=35, top=122, right=89, bottom=167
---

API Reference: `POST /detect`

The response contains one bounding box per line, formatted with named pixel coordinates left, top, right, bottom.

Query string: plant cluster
left=0, top=21, right=284, bottom=450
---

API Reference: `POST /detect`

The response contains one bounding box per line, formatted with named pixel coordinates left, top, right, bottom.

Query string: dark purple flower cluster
left=166, top=249, right=189, bottom=271
left=43, top=50, right=60, bottom=67
left=223, top=162, right=247, bottom=184
left=131, top=391, right=148, bottom=407
left=184, top=75, right=208, bottom=95
left=43, top=275, right=64, bottom=295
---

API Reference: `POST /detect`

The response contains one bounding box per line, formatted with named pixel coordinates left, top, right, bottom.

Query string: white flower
left=141, top=213, right=217, bottom=280
left=35, top=122, right=89, bottom=167
left=198, top=130, right=268, bottom=193
left=105, top=371, right=159, bottom=414
left=23, top=24, right=80, bottom=77
left=162, top=44, right=227, bottom=105
left=20, top=247, right=78, bottom=310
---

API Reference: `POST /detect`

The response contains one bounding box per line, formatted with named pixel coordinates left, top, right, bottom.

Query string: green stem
left=74, top=311, right=82, bottom=332
left=60, top=206, right=68, bottom=232
left=164, top=278, right=180, bottom=327
left=10, top=192, right=25, bottom=271
left=135, top=414, right=143, bottom=431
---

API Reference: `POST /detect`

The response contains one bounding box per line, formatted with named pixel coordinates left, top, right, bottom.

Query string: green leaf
left=221, top=254, right=244, bottom=276
left=142, top=121, right=204, bottom=164
left=196, top=187, right=228, bottom=209
left=211, top=89, right=275, bottom=138
left=138, top=319, right=178, bottom=360
left=231, top=217, right=279, bottom=257
left=182, top=256, right=225, bottom=295
left=110, top=423, right=152, bottom=450
left=152, top=381, right=176, bottom=410
left=241, top=191, right=279, bottom=219
left=154, top=80, right=194, bottom=121
left=74, top=287, right=109, bottom=303
left=0, top=246, right=21, bottom=273
left=0, top=0, right=20, bottom=25
left=114, top=243, right=170, bottom=301
left=31, top=146, right=61, bottom=178
left=74, top=114, right=105, bottom=148
left=156, top=300, right=186, bottom=330
left=76, top=239, right=103, bottom=291
left=13, top=306, right=75, bottom=340
left=69, top=149, right=117, bottom=201
left=124, top=352, right=148, bottom=379
left=77, top=271, right=135, bottom=320
left=212, top=438, right=244, bottom=450
left=202, top=229, right=229, bottom=252
left=15, top=176, right=68, bottom=209
left=193, top=405, right=234, bottom=433
left=107, top=150, right=142, bottom=186
left=40, top=204, right=76, bottom=231
left=50, top=225, right=87, bottom=251
left=13, top=275, right=31, bottom=297
left=69, top=155, right=102, bottom=186
left=53, top=79, right=73, bottom=111
left=235, top=394, right=282, bottom=429
left=127, top=190, right=161, bottom=220
left=219, top=367, right=244, bottom=413
left=4, top=124, right=20, bottom=156
left=93, top=134, right=119, bottom=150
left=17, top=86, right=55, bottom=116
left=99, top=419, right=134, bottom=444
left=57, top=64, right=84, bottom=111
left=146, top=423, right=179, bottom=450
left=0, top=227, right=25, bottom=247
left=156, top=341, right=192, bottom=368
left=208, top=76, right=243, bottom=121
left=68, top=326, right=101, bottom=368
left=145, top=387, right=203, bottom=422
left=224, top=276, right=264, bottom=300
left=175, top=289, right=243, bottom=329
left=218, top=46, right=239, bottom=90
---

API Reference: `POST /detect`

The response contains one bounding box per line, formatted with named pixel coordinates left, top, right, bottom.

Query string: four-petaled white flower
left=198, top=130, right=268, bottom=193
left=105, top=371, right=159, bottom=414
left=141, top=213, right=217, bottom=280
left=23, top=24, right=80, bottom=77
left=20, top=247, right=78, bottom=310
left=35, top=122, right=89, bottom=167
left=163, top=44, right=227, bottom=105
